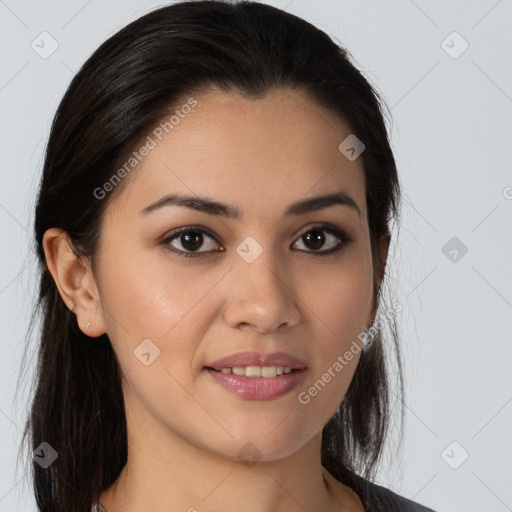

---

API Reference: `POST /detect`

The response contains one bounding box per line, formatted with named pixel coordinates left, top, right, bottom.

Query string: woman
left=20, top=1, right=436, bottom=511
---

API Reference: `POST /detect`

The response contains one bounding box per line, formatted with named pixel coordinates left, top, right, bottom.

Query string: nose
left=222, top=248, right=301, bottom=333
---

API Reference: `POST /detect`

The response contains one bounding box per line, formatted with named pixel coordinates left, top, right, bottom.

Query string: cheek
left=99, top=247, right=205, bottom=334
left=303, top=253, right=373, bottom=340
left=297, top=255, right=372, bottom=403
left=98, top=248, right=223, bottom=382
left=98, top=256, right=212, bottom=428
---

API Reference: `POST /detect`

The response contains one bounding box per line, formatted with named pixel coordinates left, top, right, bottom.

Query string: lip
left=204, top=367, right=307, bottom=400
left=205, top=351, right=307, bottom=370
left=203, top=351, right=308, bottom=401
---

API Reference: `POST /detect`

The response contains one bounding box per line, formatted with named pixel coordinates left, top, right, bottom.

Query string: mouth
left=203, top=365, right=303, bottom=377
left=203, top=365, right=307, bottom=400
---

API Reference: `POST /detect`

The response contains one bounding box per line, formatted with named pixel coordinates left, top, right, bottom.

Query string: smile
left=203, top=366, right=307, bottom=400
left=206, top=365, right=295, bottom=378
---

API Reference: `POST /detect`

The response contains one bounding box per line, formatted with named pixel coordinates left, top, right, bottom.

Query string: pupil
left=182, top=231, right=202, bottom=251
left=305, top=230, right=325, bottom=250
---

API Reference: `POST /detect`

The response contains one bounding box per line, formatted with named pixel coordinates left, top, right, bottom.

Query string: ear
left=369, top=233, right=390, bottom=323
left=42, top=228, right=106, bottom=338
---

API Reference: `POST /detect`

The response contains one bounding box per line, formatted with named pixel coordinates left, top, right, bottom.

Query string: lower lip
left=204, top=368, right=306, bottom=400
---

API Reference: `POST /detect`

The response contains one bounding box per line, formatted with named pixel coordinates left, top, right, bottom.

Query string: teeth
left=220, top=366, right=293, bottom=377
left=246, top=366, right=261, bottom=377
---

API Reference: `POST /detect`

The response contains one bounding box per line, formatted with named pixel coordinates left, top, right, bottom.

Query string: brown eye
left=176, top=231, right=204, bottom=251
left=292, top=226, right=353, bottom=256
left=162, top=226, right=222, bottom=257
left=302, top=229, right=326, bottom=250
left=161, top=224, right=352, bottom=259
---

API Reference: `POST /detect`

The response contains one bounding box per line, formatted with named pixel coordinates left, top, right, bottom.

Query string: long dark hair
left=17, top=1, right=403, bottom=510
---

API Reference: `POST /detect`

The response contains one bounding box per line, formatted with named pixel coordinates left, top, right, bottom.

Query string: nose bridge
left=235, top=233, right=285, bottom=294
left=224, top=233, right=300, bottom=331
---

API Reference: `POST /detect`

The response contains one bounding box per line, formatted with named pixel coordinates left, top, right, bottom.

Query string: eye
left=292, top=225, right=353, bottom=256
left=161, top=225, right=223, bottom=258
left=161, top=224, right=353, bottom=258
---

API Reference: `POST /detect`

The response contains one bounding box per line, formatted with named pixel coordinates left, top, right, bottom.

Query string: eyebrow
left=139, top=191, right=361, bottom=219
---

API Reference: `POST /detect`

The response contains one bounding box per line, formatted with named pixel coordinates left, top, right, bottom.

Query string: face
left=88, top=88, right=380, bottom=462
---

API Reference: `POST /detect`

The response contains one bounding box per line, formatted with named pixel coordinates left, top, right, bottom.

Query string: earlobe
left=42, top=228, right=106, bottom=337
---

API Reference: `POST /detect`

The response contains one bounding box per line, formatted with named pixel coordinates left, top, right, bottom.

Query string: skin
left=43, top=87, right=389, bottom=512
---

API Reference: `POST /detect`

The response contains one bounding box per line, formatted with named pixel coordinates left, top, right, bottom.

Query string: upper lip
left=205, top=351, right=307, bottom=370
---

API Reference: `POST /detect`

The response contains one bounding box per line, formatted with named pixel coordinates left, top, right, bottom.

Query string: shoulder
left=360, top=479, right=437, bottom=512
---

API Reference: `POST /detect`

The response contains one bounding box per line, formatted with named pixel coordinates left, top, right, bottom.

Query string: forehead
left=109, top=87, right=367, bottom=221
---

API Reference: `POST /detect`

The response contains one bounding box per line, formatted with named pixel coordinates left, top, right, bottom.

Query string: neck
left=99, top=385, right=363, bottom=512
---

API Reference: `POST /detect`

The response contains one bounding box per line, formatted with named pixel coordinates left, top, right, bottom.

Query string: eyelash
left=161, top=224, right=353, bottom=259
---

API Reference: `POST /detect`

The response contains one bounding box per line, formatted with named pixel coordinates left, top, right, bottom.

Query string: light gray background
left=1, top=1, right=511, bottom=511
